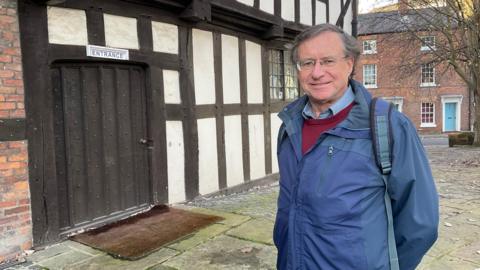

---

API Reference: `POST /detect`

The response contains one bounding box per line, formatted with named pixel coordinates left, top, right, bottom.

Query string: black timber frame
left=0, top=119, right=26, bottom=141
left=18, top=0, right=356, bottom=247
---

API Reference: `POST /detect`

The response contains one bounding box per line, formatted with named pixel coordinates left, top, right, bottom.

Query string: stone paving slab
left=187, top=185, right=279, bottom=221
left=167, top=223, right=230, bottom=251
left=162, top=235, right=277, bottom=270
left=25, top=243, right=71, bottom=263
left=420, top=255, right=480, bottom=270
left=225, top=218, right=274, bottom=245
left=34, top=250, right=92, bottom=270
left=145, top=265, right=178, bottom=270
left=176, top=206, right=251, bottom=227
left=64, top=241, right=104, bottom=256
left=63, top=248, right=178, bottom=270
left=450, top=240, right=480, bottom=263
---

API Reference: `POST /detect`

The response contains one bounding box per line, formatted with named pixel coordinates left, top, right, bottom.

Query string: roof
left=358, top=8, right=451, bottom=35
left=369, top=3, right=399, bottom=13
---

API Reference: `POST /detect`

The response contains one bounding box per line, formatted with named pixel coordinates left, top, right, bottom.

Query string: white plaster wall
left=104, top=14, right=139, bottom=49
left=248, top=115, right=265, bottom=180
left=47, top=7, right=88, bottom=45
left=166, top=121, right=185, bottom=203
left=193, top=29, right=216, bottom=105
left=221, top=35, right=241, bottom=104
left=260, top=0, right=274, bottom=14
left=300, top=0, right=313, bottom=25
left=245, top=41, right=263, bottom=104
left=329, top=0, right=342, bottom=24
left=224, top=115, right=244, bottom=187
left=270, top=113, right=282, bottom=173
left=316, top=1, right=327, bottom=24
left=152, top=21, right=178, bottom=54
left=237, top=0, right=254, bottom=6
left=197, top=118, right=219, bottom=195
left=163, top=70, right=181, bottom=104
left=343, top=3, right=353, bottom=35
left=281, top=0, right=295, bottom=22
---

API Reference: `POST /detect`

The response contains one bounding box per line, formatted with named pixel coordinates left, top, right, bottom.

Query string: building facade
left=355, top=11, right=471, bottom=134
left=0, top=0, right=357, bottom=264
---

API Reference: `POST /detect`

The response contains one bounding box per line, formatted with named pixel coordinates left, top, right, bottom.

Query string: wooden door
left=51, top=62, right=151, bottom=232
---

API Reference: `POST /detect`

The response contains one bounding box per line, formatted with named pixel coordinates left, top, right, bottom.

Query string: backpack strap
left=370, top=97, right=394, bottom=175
left=370, top=97, right=399, bottom=270
left=277, top=123, right=287, bottom=153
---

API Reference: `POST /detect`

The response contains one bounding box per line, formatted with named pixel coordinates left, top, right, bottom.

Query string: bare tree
left=363, top=0, right=480, bottom=144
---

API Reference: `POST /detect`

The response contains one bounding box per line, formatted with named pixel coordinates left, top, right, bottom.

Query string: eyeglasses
left=296, top=56, right=350, bottom=72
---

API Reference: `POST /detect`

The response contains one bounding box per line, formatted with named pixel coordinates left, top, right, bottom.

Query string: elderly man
left=273, top=23, right=438, bottom=270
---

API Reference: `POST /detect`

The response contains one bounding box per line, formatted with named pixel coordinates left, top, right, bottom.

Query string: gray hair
left=291, top=23, right=360, bottom=66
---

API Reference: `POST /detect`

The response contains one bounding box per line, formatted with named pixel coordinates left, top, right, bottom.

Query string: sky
left=358, top=0, right=397, bottom=13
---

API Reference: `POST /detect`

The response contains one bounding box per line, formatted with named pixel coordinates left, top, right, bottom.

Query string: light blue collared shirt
left=302, top=85, right=355, bottom=119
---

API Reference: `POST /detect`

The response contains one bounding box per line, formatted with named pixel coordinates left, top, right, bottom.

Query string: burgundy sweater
left=302, top=102, right=355, bottom=154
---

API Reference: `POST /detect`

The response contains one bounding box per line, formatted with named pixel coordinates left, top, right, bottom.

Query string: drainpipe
left=352, top=0, right=358, bottom=37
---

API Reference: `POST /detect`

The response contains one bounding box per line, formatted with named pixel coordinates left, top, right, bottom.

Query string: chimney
left=399, top=0, right=409, bottom=14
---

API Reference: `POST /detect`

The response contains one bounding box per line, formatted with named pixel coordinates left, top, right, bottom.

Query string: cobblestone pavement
left=189, top=145, right=480, bottom=269
left=5, top=145, right=480, bottom=270
left=420, top=146, right=480, bottom=270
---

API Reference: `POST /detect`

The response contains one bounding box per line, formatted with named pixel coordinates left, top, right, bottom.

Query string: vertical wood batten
left=138, top=15, right=153, bottom=52
left=150, top=66, right=169, bottom=204
left=86, top=8, right=105, bottom=46
left=261, top=46, right=272, bottom=174
left=311, top=0, right=316, bottom=25
left=52, top=67, right=70, bottom=229
left=83, top=66, right=104, bottom=219
left=99, top=66, right=112, bottom=214
left=108, top=66, right=122, bottom=213
left=295, top=0, right=300, bottom=23
left=23, top=0, right=62, bottom=240
left=239, top=39, right=250, bottom=182
left=97, top=66, right=109, bottom=217
left=274, top=0, right=281, bottom=16
left=179, top=27, right=199, bottom=199
left=213, top=32, right=227, bottom=190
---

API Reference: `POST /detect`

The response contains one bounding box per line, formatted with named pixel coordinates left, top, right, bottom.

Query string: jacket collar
left=278, top=79, right=373, bottom=134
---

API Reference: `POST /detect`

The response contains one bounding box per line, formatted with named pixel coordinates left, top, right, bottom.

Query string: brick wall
left=0, top=0, right=32, bottom=264
left=0, top=0, right=24, bottom=119
left=0, top=141, right=31, bottom=263
left=354, top=32, right=470, bottom=134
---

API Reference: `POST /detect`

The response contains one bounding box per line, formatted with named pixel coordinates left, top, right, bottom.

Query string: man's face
left=297, top=31, right=354, bottom=113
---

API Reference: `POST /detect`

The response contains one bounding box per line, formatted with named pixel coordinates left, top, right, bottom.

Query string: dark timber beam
left=263, top=24, right=284, bottom=40
left=0, top=119, right=26, bottom=141
left=180, top=0, right=211, bottom=22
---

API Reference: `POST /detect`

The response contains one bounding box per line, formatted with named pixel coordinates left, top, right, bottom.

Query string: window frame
left=420, top=63, right=436, bottom=87
left=362, top=40, right=377, bottom=54
left=382, top=97, right=403, bottom=112
left=420, top=102, right=436, bottom=127
left=420, top=36, right=436, bottom=51
left=363, top=64, right=377, bottom=88
left=268, top=49, right=299, bottom=101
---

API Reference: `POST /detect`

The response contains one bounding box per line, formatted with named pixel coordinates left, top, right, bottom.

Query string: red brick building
left=355, top=10, right=471, bottom=134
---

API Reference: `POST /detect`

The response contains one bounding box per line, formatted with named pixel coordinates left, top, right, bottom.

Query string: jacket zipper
left=317, top=145, right=334, bottom=195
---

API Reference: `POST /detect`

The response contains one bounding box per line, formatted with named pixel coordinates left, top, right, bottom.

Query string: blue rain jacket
left=274, top=80, right=438, bottom=270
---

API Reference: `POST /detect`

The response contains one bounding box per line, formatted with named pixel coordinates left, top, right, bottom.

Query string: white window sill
left=420, top=47, right=436, bottom=51
left=362, top=51, right=377, bottom=55
left=364, top=84, right=378, bottom=89
left=420, top=123, right=437, bottom=128
left=420, top=83, right=436, bottom=87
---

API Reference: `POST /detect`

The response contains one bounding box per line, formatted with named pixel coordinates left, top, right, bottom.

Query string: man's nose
left=310, top=61, right=326, bottom=78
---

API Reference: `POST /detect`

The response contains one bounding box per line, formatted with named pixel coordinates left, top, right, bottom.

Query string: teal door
left=444, top=103, right=457, bottom=131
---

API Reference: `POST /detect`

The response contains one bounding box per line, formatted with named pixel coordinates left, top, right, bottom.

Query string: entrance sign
left=86, top=45, right=129, bottom=60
